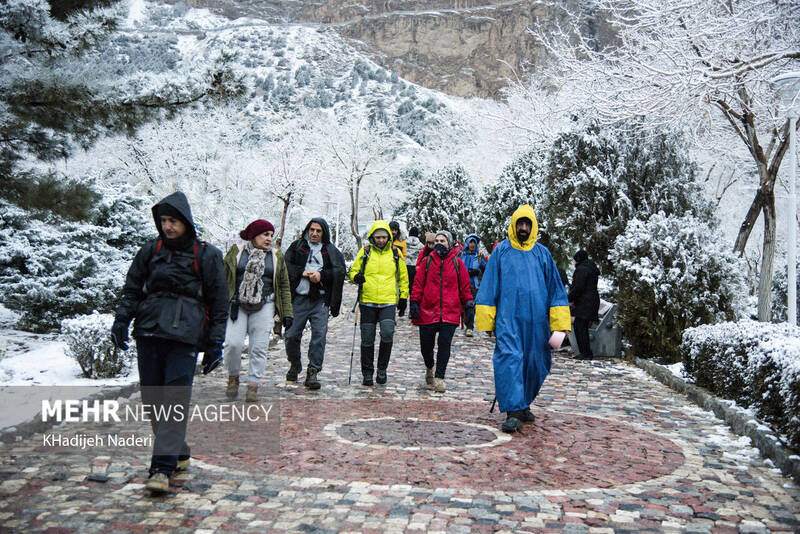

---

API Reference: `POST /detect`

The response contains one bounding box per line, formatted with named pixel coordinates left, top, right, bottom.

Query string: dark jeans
left=285, top=295, right=330, bottom=371
left=419, top=322, right=457, bottom=378
left=406, top=264, right=417, bottom=294
left=360, top=305, right=395, bottom=374
left=464, top=285, right=478, bottom=329
left=573, top=317, right=593, bottom=357
left=136, top=337, right=197, bottom=476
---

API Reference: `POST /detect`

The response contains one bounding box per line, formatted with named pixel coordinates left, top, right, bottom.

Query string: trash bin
left=568, top=300, right=622, bottom=358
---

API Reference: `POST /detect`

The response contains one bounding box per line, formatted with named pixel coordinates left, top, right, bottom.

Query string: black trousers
left=573, top=317, right=593, bottom=357
left=407, top=264, right=417, bottom=294
left=419, top=322, right=457, bottom=379
left=136, top=337, right=196, bottom=476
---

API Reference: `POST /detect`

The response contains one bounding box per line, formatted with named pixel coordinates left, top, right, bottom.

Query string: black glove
left=469, top=268, right=481, bottom=277
left=397, top=298, right=407, bottom=317
left=229, top=300, right=239, bottom=322
left=283, top=316, right=293, bottom=330
left=202, top=340, right=224, bottom=375
left=330, top=308, right=339, bottom=318
left=353, top=273, right=366, bottom=285
left=110, top=320, right=130, bottom=351
left=409, top=301, right=420, bottom=320
left=465, top=299, right=475, bottom=309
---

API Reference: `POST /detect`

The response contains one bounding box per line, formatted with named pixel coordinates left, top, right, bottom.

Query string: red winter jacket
left=410, top=248, right=472, bottom=325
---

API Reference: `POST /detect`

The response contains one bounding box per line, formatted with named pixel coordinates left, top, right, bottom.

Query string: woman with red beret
left=222, top=219, right=293, bottom=401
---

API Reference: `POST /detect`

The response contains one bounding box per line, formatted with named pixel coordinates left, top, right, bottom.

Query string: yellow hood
left=508, top=205, right=538, bottom=251
left=368, top=220, right=393, bottom=248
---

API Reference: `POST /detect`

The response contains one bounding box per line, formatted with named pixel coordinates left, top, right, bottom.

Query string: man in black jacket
left=111, top=191, right=228, bottom=493
left=568, top=249, right=600, bottom=360
left=283, top=218, right=346, bottom=389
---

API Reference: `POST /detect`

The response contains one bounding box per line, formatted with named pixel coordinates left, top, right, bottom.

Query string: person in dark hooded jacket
left=111, top=191, right=228, bottom=494
left=568, top=249, right=600, bottom=360
left=283, top=218, right=346, bottom=389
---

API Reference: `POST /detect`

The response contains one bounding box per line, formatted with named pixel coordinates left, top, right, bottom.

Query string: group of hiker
left=110, top=191, right=600, bottom=493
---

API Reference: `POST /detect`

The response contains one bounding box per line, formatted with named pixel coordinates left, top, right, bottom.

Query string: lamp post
left=771, top=72, right=800, bottom=325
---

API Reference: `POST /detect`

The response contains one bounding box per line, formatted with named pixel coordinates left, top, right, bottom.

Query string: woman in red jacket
left=409, top=230, right=473, bottom=393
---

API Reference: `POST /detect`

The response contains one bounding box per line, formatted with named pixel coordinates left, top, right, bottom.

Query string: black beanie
left=409, top=226, right=419, bottom=237
left=158, top=203, right=184, bottom=222
left=574, top=249, right=588, bottom=263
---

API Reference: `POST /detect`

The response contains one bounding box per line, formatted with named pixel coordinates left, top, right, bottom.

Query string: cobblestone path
left=1, top=287, right=798, bottom=532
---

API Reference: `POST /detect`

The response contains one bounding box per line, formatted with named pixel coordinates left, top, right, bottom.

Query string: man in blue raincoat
left=476, top=205, right=571, bottom=433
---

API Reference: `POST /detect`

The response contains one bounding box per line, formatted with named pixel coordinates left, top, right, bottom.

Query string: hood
left=464, top=233, right=480, bottom=252
left=508, top=205, right=538, bottom=251
left=151, top=191, right=196, bottom=239
left=367, top=220, right=393, bottom=250
left=303, top=217, right=332, bottom=244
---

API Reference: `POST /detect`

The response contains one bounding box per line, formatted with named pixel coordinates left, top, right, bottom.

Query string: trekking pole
left=489, top=396, right=497, bottom=413
left=348, top=305, right=358, bottom=385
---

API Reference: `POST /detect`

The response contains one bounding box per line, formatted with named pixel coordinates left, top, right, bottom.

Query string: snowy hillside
left=49, top=0, right=517, bottom=248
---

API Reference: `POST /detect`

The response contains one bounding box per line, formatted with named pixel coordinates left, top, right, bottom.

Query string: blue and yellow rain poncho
left=475, top=205, right=571, bottom=413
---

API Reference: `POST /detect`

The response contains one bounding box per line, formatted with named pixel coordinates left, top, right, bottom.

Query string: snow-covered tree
left=0, top=0, right=245, bottom=208
left=529, top=0, right=800, bottom=320
left=478, top=146, right=547, bottom=248
left=0, top=184, right=151, bottom=332
left=539, top=121, right=712, bottom=273
left=396, top=164, right=479, bottom=238
left=317, top=111, right=405, bottom=249
left=611, top=213, right=748, bottom=363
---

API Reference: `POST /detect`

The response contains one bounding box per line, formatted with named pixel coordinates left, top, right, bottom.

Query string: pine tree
left=396, top=165, right=478, bottom=237
left=478, top=147, right=547, bottom=250
left=0, top=185, right=151, bottom=332
left=539, top=121, right=712, bottom=272
left=0, top=0, right=245, bottom=209
left=611, top=213, right=747, bottom=362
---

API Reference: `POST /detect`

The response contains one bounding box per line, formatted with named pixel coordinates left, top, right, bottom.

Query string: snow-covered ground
left=0, top=305, right=138, bottom=430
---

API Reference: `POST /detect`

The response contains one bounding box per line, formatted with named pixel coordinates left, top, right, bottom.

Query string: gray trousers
left=284, top=295, right=329, bottom=371
left=223, top=301, right=275, bottom=384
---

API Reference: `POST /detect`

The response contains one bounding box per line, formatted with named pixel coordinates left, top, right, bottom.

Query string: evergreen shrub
left=682, top=321, right=800, bottom=449
left=611, top=213, right=746, bottom=362
left=61, top=312, right=135, bottom=378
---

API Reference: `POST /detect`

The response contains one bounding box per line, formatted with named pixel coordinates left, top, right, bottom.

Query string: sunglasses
left=426, top=241, right=435, bottom=245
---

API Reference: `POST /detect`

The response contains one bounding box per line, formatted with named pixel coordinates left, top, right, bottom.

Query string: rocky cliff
left=179, top=0, right=609, bottom=99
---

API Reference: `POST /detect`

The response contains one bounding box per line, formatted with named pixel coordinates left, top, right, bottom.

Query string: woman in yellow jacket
left=349, top=220, right=409, bottom=386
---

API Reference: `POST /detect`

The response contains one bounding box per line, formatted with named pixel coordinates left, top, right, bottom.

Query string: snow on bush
left=540, top=122, right=712, bottom=273
left=0, top=187, right=150, bottom=332
left=61, top=312, right=135, bottom=379
left=478, top=147, right=546, bottom=249
left=611, top=213, right=747, bottom=363
left=682, top=320, right=800, bottom=449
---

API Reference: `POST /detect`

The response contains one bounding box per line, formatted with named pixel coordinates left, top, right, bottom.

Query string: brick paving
left=1, top=286, right=799, bottom=532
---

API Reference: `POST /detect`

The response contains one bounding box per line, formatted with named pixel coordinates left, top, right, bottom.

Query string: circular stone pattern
left=195, top=399, right=685, bottom=491
left=332, top=418, right=505, bottom=449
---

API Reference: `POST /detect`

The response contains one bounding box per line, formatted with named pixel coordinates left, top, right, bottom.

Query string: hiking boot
left=245, top=383, right=258, bottom=402
left=433, top=377, right=446, bottom=393
left=501, top=411, right=524, bottom=433
left=520, top=408, right=535, bottom=423
left=304, top=367, right=321, bottom=390
left=465, top=329, right=474, bottom=337
left=362, top=374, right=374, bottom=386
left=176, top=457, right=191, bottom=472
left=425, top=367, right=434, bottom=389
left=225, top=376, right=239, bottom=400
left=145, top=472, right=169, bottom=493
left=286, top=361, right=301, bottom=383
left=376, top=369, right=387, bottom=385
